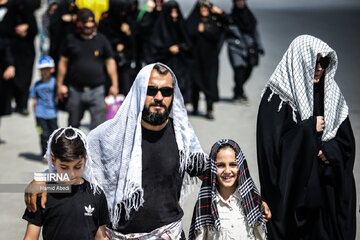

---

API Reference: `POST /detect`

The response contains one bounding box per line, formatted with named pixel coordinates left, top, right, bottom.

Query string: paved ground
left=0, top=1, right=359, bottom=239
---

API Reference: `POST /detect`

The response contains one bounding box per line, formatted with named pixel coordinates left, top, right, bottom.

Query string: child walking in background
left=30, top=56, right=58, bottom=157
left=189, top=139, right=269, bottom=240
left=22, top=127, right=109, bottom=240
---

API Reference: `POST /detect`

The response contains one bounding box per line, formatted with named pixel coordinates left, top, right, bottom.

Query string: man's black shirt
left=115, top=119, right=184, bottom=234
left=61, top=33, right=113, bottom=88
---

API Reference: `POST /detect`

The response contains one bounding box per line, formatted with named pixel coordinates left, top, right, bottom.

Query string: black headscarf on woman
left=107, top=0, right=128, bottom=28
left=231, top=0, right=257, bottom=34
left=186, top=1, right=212, bottom=38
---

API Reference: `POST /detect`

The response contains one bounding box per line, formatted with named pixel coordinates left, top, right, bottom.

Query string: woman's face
left=235, top=0, right=246, bottom=9
left=216, top=147, right=238, bottom=192
left=170, top=8, right=178, bottom=22
left=200, top=6, right=210, bottom=17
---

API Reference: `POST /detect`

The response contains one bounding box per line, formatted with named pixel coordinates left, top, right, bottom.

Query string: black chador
left=98, top=0, right=139, bottom=95
left=186, top=1, right=227, bottom=118
left=256, top=35, right=356, bottom=240
left=49, top=0, right=77, bottom=68
left=150, top=0, right=192, bottom=102
left=11, top=0, right=40, bottom=114
left=137, top=0, right=164, bottom=65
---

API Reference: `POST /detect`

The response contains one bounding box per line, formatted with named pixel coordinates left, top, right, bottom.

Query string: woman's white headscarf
left=88, top=63, right=207, bottom=228
left=263, top=34, right=348, bottom=141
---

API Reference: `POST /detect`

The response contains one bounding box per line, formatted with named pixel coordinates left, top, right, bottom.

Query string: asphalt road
left=0, top=1, right=359, bottom=239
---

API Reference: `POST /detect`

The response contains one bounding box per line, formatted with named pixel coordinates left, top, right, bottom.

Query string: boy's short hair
left=37, top=56, right=55, bottom=69
left=51, top=128, right=86, bottom=162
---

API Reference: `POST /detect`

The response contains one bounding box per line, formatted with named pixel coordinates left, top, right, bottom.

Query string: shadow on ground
left=19, top=152, right=43, bottom=162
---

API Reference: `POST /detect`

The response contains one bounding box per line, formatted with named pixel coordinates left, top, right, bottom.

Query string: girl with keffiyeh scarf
left=189, top=139, right=268, bottom=240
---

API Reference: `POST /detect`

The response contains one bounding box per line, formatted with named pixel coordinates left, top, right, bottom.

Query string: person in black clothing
left=0, top=38, right=15, bottom=144
left=23, top=127, right=109, bottom=239
left=0, top=0, right=17, bottom=143
left=151, top=0, right=192, bottom=103
left=186, top=0, right=228, bottom=120
left=11, top=0, right=41, bottom=116
left=56, top=8, right=119, bottom=129
left=137, top=0, right=166, bottom=65
left=98, top=0, right=139, bottom=96
left=226, top=0, right=264, bottom=103
left=49, top=0, right=77, bottom=70
left=256, top=35, right=356, bottom=240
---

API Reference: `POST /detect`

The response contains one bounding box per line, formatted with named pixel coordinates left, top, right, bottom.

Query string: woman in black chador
left=11, top=0, right=40, bottom=115
left=150, top=0, right=192, bottom=102
left=256, top=35, right=356, bottom=240
left=226, top=0, right=263, bottom=102
left=98, top=0, right=140, bottom=95
left=186, top=0, right=227, bottom=120
left=137, top=0, right=166, bottom=65
left=49, top=0, right=77, bottom=69
left=0, top=0, right=16, bottom=118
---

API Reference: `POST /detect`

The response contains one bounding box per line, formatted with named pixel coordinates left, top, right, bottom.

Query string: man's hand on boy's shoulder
left=25, top=180, right=47, bottom=212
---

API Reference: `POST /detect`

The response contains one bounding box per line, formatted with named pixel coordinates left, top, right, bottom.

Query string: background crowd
left=0, top=0, right=264, bottom=145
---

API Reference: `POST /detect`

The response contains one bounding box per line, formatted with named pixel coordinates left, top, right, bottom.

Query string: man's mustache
left=150, top=102, right=166, bottom=108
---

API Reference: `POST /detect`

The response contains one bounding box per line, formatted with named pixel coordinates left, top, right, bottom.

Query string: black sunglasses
left=316, top=57, right=330, bottom=69
left=147, top=86, right=174, bottom=97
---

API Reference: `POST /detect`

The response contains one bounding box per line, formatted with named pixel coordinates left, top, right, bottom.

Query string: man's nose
left=316, top=63, right=323, bottom=71
left=154, top=90, right=164, bottom=100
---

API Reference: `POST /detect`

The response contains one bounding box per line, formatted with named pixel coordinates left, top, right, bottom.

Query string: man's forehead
left=148, top=69, right=173, bottom=85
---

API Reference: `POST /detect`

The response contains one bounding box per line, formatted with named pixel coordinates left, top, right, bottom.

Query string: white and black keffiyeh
left=44, top=127, right=100, bottom=192
left=188, top=139, right=266, bottom=240
left=87, top=63, right=207, bottom=228
left=263, top=34, right=348, bottom=141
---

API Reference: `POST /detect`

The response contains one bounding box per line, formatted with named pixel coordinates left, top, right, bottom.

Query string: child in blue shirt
left=30, top=56, right=58, bottom=157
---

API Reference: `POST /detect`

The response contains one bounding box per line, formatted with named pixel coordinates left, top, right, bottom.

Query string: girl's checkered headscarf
left=188, top=139, right=266, bottom=239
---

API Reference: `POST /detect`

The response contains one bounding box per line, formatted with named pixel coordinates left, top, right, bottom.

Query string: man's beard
left=81, top=26, right=94, bottom=36
left=142, top=100, right=172, bottom=126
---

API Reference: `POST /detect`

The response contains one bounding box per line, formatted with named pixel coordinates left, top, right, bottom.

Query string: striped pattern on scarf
left=188, top=139, right=267, bottom=239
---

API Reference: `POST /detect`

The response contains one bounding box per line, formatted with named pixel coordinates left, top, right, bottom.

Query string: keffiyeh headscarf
left=87, top=63, right=207, bottom=228
left=188, top=139, right=266, bottom=240
left=263, top=34, right=348, bottom=141
left=44, top=127, right=99, bottom=191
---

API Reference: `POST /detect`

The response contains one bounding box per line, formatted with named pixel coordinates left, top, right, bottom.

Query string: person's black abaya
left=0, top=38, right=14, bottom=116
left=186, top=2, right=228, bottom=113
left=49, top=0, right=77, bottom=67
left=98, top=0, right=139, bottom=95
left=11, top=0, right=40, bottom=113
left=256, top=87, right=356, bottom=240
left=151, top=0, right=192, bottom=102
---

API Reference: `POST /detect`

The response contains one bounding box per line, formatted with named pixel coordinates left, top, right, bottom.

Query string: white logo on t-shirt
left=0, top=8, right=8, bottom=22
left=84, top=204, right=94, bottom=216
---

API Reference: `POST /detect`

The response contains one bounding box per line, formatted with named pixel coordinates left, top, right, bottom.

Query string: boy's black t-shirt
left=23, top=180, right=109, bottom=240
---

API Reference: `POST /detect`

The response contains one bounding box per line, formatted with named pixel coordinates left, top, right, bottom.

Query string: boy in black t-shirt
left=23, top=127, right=109, bottom=240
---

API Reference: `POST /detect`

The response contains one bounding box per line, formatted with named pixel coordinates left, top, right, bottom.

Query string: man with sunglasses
left=256, top=35, right=356, bottom=240
left=25, top=63, right=208, bottom=239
